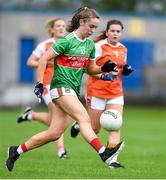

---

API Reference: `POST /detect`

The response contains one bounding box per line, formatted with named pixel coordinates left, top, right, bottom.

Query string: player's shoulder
left=95, top=39, right=126, bottom=49
left=118, top=42, right=127, bottom=49
left=86, top=38, right=95, bottom=46
left=55, top=33, right=72, bottom=45
left=37, top=38, right=55, bottom=47
left=117, top=42, right=127, bottom=53
left=65, top=32, right=75, bottom=40
left=95, top=39, right=107, bottom=46
left=95, top=39, right=107, bottom=51
left=41, top=38, right=55, bottom=45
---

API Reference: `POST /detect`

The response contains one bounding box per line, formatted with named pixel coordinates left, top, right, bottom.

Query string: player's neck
left=74, top=29, right=86, bottom=40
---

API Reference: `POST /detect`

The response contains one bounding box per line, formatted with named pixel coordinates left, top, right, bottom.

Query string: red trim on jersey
left=57, top=55, right=89, bottom=68
left=21, top=144, right=28, bottom=152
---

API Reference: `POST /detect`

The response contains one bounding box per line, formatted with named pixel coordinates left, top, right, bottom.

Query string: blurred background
left=0, top=0, right=166, bottom=108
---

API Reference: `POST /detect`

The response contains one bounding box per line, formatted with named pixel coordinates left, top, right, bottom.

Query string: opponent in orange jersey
left=17, top=18, right=69, bottom=159
left=71, top=19, right=133, bottom=168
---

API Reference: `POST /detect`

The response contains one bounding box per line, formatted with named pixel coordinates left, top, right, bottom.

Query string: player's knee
left=47, top=131, right=61, bottom=141
left=76, top=113, right=90, bottom=124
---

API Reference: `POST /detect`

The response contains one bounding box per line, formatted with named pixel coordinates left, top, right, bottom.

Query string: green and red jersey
left=50, top=32, right=96, bottom=96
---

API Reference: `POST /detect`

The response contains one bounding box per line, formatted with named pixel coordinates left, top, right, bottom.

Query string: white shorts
left=86, top=96, right=124, bottom=110
left=50, top=87, right=77, bottom=100
left=42, top=85, right=52, bottom=105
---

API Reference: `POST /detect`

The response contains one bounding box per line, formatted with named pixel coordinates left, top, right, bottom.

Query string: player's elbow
left=26, top=60, right=31, bottom=67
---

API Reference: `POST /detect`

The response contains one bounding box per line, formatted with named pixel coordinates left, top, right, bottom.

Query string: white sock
left=57, top=150, right=65, bottom=157
left=98, top=146, right=105, bottom=154
left=17, top=145, right=24, bottom=154
left=27, top=113, right=33, bottom=120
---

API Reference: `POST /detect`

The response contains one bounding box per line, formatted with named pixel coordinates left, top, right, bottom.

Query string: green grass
left=0, top=106, right=166, bottom=179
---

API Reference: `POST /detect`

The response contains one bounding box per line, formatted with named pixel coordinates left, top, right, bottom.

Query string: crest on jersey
left=79, top=46, right=86, bottom=54
left=65, top=88, right=71, bottom=93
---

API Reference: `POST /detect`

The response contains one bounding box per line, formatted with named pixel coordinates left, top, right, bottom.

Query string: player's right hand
left=122, top=64, right=134, bottom=76
left=101, top=60, right=118, bottom=72
left=100, top=73, right=116, bottom=81
left=34, top=82, right=43, bottom=100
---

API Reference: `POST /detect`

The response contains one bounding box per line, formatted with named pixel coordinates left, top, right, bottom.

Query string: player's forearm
left=87, top=61, right=102, bottom=75
left=87, top=68, right=102, bottom=75
left=26, top=55, right=39, bottom=68
left=27, top=61, right=39, bottom=68
left=36, top=48, right=57, bottom=83
left=36, top=59, right=46, bottom=83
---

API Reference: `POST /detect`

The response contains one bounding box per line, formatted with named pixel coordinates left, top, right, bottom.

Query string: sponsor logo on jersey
left=57, top=55, right=88, bottom=68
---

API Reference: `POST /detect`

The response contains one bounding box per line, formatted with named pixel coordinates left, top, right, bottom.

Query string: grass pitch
left=0, top=106, right=166, bottom=179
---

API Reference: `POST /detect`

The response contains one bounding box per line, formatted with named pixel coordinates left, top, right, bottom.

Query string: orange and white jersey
left=33, top=38, right=55, bottom=85
left=87, top=38, right=127, bottom=99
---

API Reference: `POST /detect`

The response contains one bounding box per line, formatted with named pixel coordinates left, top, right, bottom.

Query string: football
left=100, top=109, right=123, bottom=131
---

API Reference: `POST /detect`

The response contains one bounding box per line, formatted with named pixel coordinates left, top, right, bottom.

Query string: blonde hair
left=45, top=18, right=64, bottom=37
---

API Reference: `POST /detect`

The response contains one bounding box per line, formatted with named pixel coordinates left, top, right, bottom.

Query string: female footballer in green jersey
left=6, top=7, right=124, bottom=172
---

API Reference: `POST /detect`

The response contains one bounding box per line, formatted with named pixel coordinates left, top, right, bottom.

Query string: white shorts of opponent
left=86, top=95, right=124, bottom=110
left=42, top=85, right=52, bottom=105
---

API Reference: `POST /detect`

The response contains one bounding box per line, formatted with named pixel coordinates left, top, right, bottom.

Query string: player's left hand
left=34, top=82, right=43, bottom=102
left=122, top=64, right=133, bottom=76
left=100, top=73, right=116, bottom=81
left=101, top=60, right=118, bottom=72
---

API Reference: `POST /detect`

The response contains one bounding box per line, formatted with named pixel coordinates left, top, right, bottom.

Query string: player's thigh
left=106, top=96, right=124, bottom=114
left=48, top=106, right=69, bottom=134
left=54, top=95, right=89, bottom=122
left=106, top=104, right=123, bottom=114
left=86, top=95, right=107, bottom=131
